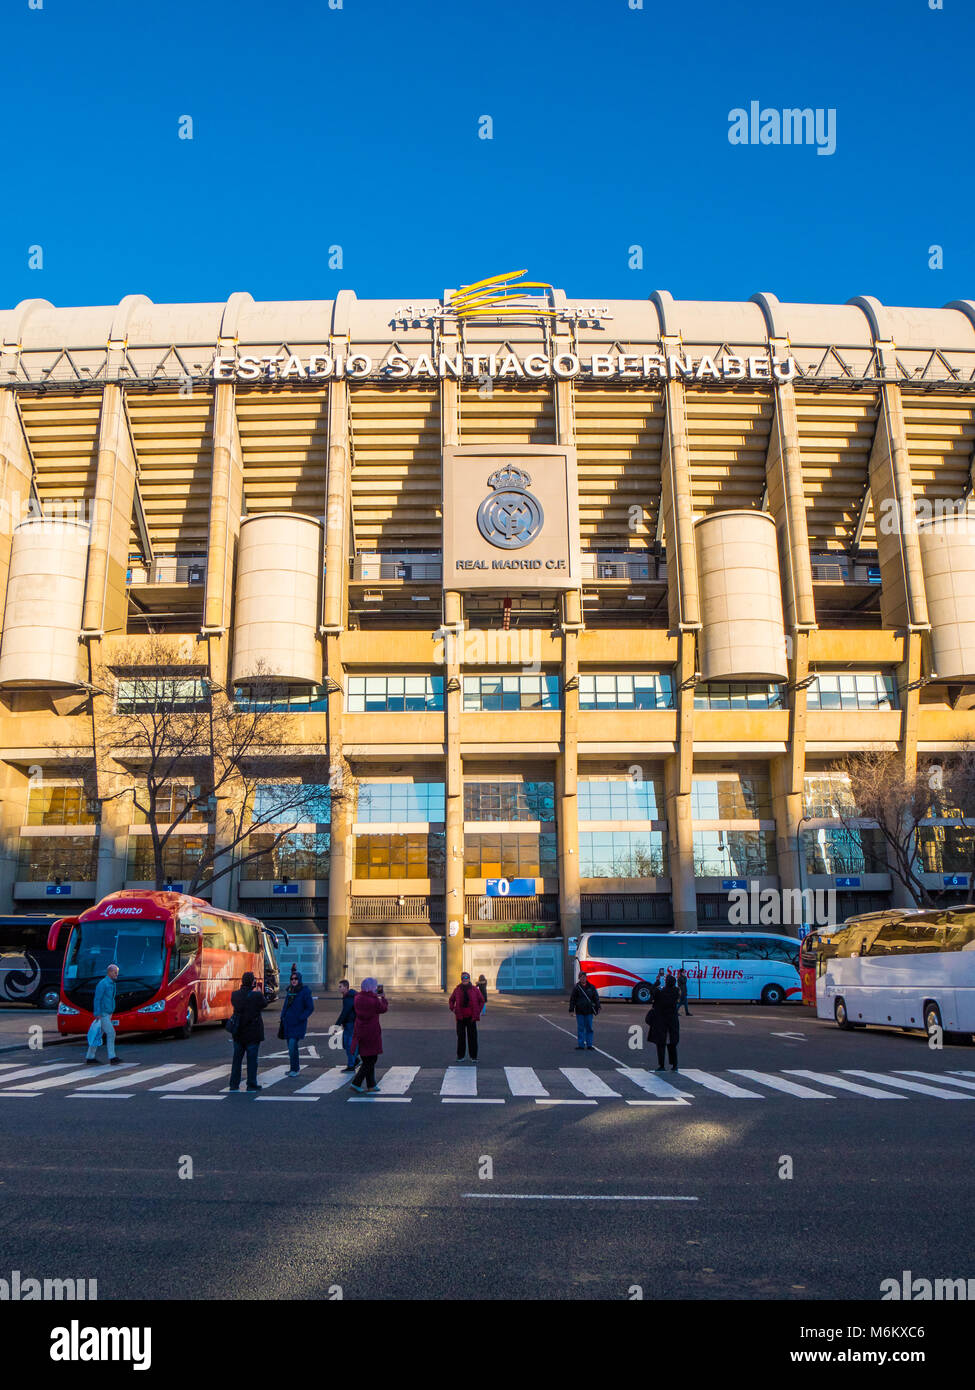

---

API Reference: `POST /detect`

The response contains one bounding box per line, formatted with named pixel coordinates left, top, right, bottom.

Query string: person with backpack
left=646, top=972, right=681, bottom=1071
left=229, top=970, right=269, bottom=1092
left=350, top=978, right=388, bottom=1094
left=568, top=969, right=601, bottom=1050
left=449, top=971, right=483, bottom=1063
left=280, top=970, right=315, bottom=1076
left=335, top=978, right=359, bottom=1071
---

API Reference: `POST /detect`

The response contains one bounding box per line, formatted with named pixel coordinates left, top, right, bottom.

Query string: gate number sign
left=486, top=878, right=536, bottom=897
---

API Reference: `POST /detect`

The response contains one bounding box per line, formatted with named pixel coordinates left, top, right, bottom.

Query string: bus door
left=682, top=960, right=703, bottom=1000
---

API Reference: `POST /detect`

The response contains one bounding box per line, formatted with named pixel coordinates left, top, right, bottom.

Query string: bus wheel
left=761, top=984, right=786, bottom=1005
left=924, top=1002, right=942, bottom=1038
left=632, top=984, right=653, bottom=1005
left=178, top=1000, right=197, bottom=1040
left=834, top=998, right=855, bottom=1031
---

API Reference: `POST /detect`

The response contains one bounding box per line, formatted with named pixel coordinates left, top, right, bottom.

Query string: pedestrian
left=646, top=972, right=680, bottom=1072
left=676, top=967, right=692, bottom=1016
left=335, top=978, right=359, bottom=1071
left=85, top=963, right=121, bottom=1065
left=649, top=967, right=667, bottom=1000
left=350, top=978, right=387, bottom=1094
left=449, top=971, right=483, bottom=1063
left=280, top=970, right=315, bottom=1076
left=476, top=973, right=488, bottom=1018
left=568, top=968, right=601, bottom=1050
left=229, top=970, right=269, bottom=1092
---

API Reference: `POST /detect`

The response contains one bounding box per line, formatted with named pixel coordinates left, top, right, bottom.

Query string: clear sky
left=1, top=0, right=970, bottom=312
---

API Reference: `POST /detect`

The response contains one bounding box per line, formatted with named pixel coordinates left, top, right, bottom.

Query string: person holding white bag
left=85, top=964, right=120, bottom=1065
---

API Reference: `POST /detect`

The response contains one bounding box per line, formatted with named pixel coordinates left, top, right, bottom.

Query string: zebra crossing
left=2, top=1058, right=975, bottom=1105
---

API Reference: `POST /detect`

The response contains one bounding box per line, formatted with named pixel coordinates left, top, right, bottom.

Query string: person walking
left=85, top=964, right=120, bottom=1065
left=280, top=970, right=315, bottom=1076
left=476, top=973, right=488, bottom=1018
left=646, top=972, right=681, bottom=1071
left=568, top=969, right=601, bottom=1050
left=350, top=978, right=387, bottom=1094
left=335, top=979, right=359, bottom=1071
left=229, top=970, right=269, bottom=1092
left=676, top=967, right=692, bottom=1016
left=449, top=971, right=483, bottom=1063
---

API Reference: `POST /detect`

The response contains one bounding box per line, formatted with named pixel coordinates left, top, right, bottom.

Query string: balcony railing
left=351, top=554, right=442, bottom=582
left=581, top=555, right=662, bottom=581
left=128, top=555, right=207, bottom=585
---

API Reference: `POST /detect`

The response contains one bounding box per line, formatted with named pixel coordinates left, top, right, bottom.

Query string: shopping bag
left=86, top=1019, right=103, bottom=1048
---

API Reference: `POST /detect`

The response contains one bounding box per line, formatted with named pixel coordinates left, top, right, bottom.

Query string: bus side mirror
left=46, top=922, right=62, bottom=951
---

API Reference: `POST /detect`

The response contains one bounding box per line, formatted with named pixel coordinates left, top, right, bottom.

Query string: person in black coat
left=568, top=970, right=601, bottom=1050
left=229, top=970, right=269, bottom=1091
left=646, top=973, right=680, bottom=1071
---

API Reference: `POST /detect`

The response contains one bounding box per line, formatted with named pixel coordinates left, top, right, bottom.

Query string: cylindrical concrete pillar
left=694, top=510, right=787, bottom=682
left=231, top=512, right=324, bottom=685
left=0, top=517, right=90, bottom=687
left=917, top=515, right=975, bottom=680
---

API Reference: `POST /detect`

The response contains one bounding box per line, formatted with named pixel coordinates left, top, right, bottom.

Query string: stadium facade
left=0, top=286, right=974, bottom=990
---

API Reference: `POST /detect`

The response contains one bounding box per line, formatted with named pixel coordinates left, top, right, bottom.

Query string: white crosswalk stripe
left=152, top=1065, right=229, bottom=1092
left=5, top=1065, right=135, bottom=1091
left=678, top=1070, right=764, bottom=1098
left=441, top=1065, right=478, bottom=1097
left=729, top=1070, right=834, bottom=1098
left=616, top=1068, right=692, bottom=1102
left=902, top=1072, right=975, bottom=1092
left=561, top=1068, right=621, bottom=1098
left=72, top=1064, right=193, bottom=1094
left=505, top=1066, right=549, bottom=1098
left=783, top=1070, right=906, bottom=1099
left=375, top=1066, right=420, bottom=1096
left=842, top=1070, right=975, bottom=1100
left=293, top=1066, right=353, bottom=1096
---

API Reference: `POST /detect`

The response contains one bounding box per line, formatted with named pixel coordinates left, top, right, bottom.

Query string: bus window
left=168, top=936, right=197, bottom=981
left=200, top=916, right=235, bottom=952
left=869, top=921, right=943, bottom=956
left=235, top=919, right=260, bottom=955
left=943, top=923, right=975, bottom=952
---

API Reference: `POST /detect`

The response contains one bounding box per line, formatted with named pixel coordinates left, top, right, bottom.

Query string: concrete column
left=659, top=375, right=701, bottom=632
left=0, top=390, right=34, bottom=629
left=209, top=784, right=245, bottom=912
left=325, top=636, right=351, bottom=987
left=0, top=762, right=29, bottom=911
left=444, top=588, right=465, bottom=989
left=667, top=630, right=698, bottom=930
left=323, top=379, right=350, bottom=634
left=775, top=628, right=810, bottom=904
left=896, top=629, right=923, bottom=782
left=558, top=616, right=581, bottom=981
left=82, top=385, right=138, bottom=637
left=766, top=382, right=816, bottom=633
left=869, top=382, right=929, bottom=631
left=203, top=383, right=243, bottom=687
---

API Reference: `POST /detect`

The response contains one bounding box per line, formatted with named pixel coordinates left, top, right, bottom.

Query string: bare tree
left=830, top=749, right=975, bottom=909
left=923, top=746, right=975, bottom=905
left=57, top=636, right=352, bottom=896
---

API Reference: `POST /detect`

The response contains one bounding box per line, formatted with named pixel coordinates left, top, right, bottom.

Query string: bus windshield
left=63, top=919, right=169, bottom=1009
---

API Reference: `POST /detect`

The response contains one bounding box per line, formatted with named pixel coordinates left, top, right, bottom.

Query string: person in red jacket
left=350, top=977, right=388, bottom=1094
left=449, top=971, right=483, bottom=1063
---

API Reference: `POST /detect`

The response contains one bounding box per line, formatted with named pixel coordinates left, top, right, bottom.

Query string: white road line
left=5, top=1064, right=135, bottom=1092
left=74, top=1064, right=193, bottom=1093
left=255, top=1096, right=318, bottom=1103
left=730, top=1070, right=834, bottom=1099
left=900, top=1072, right=975, bottom=1092
left=463, top=1193, right=699, bottom=1202
left=375, top=1066, right=420, bottom=1095
left=69, top=1093, right=135, bottom=1099
left=561, top=1068, right=621, bottom=1098
left=441, top=1065, right=477, bottom=1097
left=842, top=1070, right=975, bottom=1100
left=0, top=1092, right=40, bottom=1098
left=535, top=1098, right=597, bottom=1106
left=227, top=1065, right=291, bottom=1092
left=161, top=1094, right=226, bottom=1101
left=678, top=1070, right=764, bottom=1098
left=505, top=1066, right=549, bottom=1097
left=616, top=1068, right=692, bottom=1102
left=348, top=1095, right=412, bottom=1103
left=537, top=1015, right=627, bottom=1066
left=0, top=1063, right=80, bottom=1085
left=151, top=1065, right=229, bottom=1092
left=784, top=1070, right=907, bottom=1099
left=293, top=1067, right=353, bottom=1096
left=443, top=1097, right=505, bottom=1104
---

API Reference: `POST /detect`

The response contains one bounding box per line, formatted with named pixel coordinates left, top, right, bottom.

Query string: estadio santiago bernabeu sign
left=442, top=446, right=581, bottom=592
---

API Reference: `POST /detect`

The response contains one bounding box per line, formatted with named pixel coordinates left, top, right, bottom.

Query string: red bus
left=799, top=928, right=835, bottom=1006
left=49, top=891, right=288, bottom=1040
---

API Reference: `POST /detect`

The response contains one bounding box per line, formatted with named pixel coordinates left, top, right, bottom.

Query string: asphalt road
left=0, top=994, right=972, bottom=1301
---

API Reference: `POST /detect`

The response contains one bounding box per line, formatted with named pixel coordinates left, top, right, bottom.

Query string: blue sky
left=1, top=0, right=970, bottom=311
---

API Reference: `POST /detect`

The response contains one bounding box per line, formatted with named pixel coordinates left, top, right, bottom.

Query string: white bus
left=815, top=908, right=975, bottom=1041
left=575, top=930, right=801, bottom=1005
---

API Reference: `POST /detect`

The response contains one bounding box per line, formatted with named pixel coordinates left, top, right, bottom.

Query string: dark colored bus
left=0, top=915, right=73, bottom=1009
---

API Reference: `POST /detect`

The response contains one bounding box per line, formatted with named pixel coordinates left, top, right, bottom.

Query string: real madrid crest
left=476, top=466, right=545, bottom=550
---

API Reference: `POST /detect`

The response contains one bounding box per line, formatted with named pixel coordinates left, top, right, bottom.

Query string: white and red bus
left=575, top=930, right=801, bottom=1005
left=50, top=890, right=287, bottom=1040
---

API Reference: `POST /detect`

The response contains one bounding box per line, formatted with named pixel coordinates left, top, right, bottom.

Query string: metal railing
left=351, top=555, right=442, bottom=582
left=127, top=555, right=207, bottom=585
